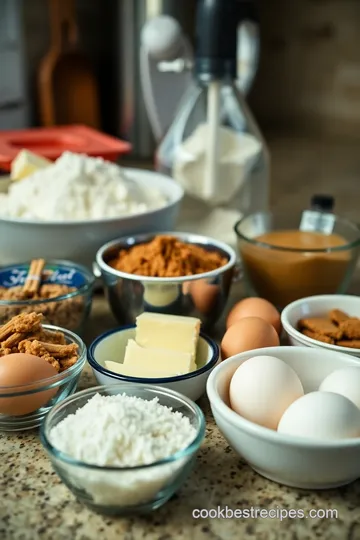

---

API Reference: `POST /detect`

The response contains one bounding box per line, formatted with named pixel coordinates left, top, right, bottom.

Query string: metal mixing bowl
left=95, top=232, right=237, bottom=330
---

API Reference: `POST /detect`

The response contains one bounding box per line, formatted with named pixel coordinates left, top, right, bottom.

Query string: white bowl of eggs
left=207, top=346, right=360, bottom=489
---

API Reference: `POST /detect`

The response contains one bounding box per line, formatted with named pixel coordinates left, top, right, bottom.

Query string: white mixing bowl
left=207, top=346, right=360, bottom=489
left=0, top=169, right=184, bottom=268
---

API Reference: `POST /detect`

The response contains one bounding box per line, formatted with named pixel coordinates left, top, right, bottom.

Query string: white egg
left=278, top=391, right=360, bottom=441
left=229, top=355, right=304, bottom=430
left=319, top=367, right=360, bottom=410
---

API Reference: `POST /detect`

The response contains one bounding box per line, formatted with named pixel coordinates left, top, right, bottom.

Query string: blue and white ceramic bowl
left=0, top=260, right=95, bottom=334
left=88, top=326, right=220, bottom=402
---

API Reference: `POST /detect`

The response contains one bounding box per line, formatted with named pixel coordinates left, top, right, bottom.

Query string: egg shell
left=189, top=280, right=220, bottom=314
left=226, top=297, right=281, bottom=335
left=229, top=355, right=304, bottom=430
left=319, top=367, right=360, bottom=410
left=221, top=317, right=280, bottom=360
left=277, top=391, right=360, bottom=441
left=0, top=353, right=58, bottom=416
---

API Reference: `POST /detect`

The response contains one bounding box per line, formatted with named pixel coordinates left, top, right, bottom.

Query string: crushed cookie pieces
left=0, top=312, right=79, bottom=372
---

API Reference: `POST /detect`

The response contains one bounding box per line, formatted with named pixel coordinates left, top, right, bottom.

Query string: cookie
left=336, top=339, right=360, bottom=348
left=339, top=319, right=360, bottom=340
left=301, top=329, right=335, bottom=344
left=298, top=317, right=343, bottom=340
left=329, top=309, right=351, bottom=326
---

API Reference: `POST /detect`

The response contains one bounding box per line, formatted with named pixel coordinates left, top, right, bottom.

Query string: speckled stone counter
left=3, top=137, right=360, bottom=539
left=2, top=292, right=360, bottom=540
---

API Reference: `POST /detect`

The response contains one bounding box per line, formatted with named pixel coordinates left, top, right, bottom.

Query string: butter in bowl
left=88, top=312, right=220, bottom=402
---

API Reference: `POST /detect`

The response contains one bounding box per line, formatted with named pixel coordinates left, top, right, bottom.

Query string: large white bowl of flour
left=0, top=153, right=184, bottom=267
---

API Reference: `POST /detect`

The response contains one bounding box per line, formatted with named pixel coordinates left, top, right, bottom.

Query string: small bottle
left=310, top=194, right=335, bottom=213
left=300, top=194, right=336, bottom=234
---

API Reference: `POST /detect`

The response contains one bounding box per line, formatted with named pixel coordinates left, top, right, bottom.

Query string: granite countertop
left=2, top=136, right=360, bottom=539
left=2, top=291, right=360, bottom=540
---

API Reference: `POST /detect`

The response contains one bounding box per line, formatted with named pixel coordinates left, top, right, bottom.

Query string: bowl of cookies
left=0, top=259, right=95, bottom=334
left=0, top=312, right=87, bottom=431
left=281, top=295, right=360, bottom=358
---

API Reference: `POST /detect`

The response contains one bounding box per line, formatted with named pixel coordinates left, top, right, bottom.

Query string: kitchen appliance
left=140, top=0, right=259, bottom=143
left=117, top=0, right=259, bottom=158
left=0, top=0, right=30, bottom=130
left=154, top=0, right=269, bottom=247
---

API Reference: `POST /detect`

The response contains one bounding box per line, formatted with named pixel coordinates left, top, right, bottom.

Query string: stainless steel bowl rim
left=40, top=383, right=206, bottom=471
left=0, top=259, right=95, bottom=306
left=96, top=231, right=237, bottom=283
left=0, top=324, right=86, bottom=396
left=234, top=211, right=360, bottom=253
left=88, top=325, right=219, bottom=383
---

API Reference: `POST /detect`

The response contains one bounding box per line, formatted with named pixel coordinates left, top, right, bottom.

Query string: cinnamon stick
left=22, top=259, right=46, bottom=297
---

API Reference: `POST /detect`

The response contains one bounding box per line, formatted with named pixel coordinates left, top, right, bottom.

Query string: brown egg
left=221, top=317, right=280, bottom=360
left=226, top=297, right=282, bottom=335
left=0, top=353, right=58, bottom=416
left=189, top=280, right=220, bottom=314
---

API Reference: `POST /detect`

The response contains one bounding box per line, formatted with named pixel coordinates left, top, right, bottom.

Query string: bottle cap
left=310, top=194, right=335, bottom=212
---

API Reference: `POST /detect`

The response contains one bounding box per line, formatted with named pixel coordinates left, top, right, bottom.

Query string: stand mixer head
left=140, top=0, right=260, bottom=142
left=152, top=0, right=269, bottom=248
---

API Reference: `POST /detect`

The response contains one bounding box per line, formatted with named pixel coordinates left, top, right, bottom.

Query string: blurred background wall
left=7, top=0, right=360, bottom=140
left=249, top=0, right=360, bottom=140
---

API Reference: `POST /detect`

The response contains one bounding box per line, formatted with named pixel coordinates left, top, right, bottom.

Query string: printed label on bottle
left=299, top=210, right=335, bottom=235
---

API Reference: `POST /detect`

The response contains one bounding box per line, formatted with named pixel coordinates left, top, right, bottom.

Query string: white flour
left=49, top=393, right=197, bottom=506
left=173, top=123, right=261, bottom=206
left=0, top=152, right=167, bottom=221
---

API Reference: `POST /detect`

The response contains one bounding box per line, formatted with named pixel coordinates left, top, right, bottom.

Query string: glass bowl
left=0, top=325, right=86, bottom=431
left=235, top=211, right=360, bottom=308
left=40, top=384, right=206, bottom=516
left=0, top=260, right=95, bottom=334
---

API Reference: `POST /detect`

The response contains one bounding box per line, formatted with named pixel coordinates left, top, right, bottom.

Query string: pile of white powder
left=49, top=393, right=197, bottom=506
left=0, top=152, right=167, bottom=221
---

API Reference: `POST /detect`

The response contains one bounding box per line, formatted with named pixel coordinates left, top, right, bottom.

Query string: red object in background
left=0, top=125, right=132, bottom=171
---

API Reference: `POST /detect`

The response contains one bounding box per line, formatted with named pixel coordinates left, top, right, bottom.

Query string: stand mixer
left=140, top=0, right=269, bottom=248
left=140, top=0, right=260, bottom=141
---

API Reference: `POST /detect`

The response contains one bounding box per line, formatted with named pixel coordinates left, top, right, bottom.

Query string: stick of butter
left=135, top=312, right=200, bottom=362
left=105, top=360, right=180, bottom=378
left=11, top=150, right=51, bottom=181
left=123, top=339, right=195, bottom=375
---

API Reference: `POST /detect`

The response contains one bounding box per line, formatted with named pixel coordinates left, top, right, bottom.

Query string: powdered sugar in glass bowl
left=40, top=384, right=205, bottom=515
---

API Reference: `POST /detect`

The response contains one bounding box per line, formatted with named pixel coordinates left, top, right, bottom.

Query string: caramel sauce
left=240, top=230, right=351, bottom=307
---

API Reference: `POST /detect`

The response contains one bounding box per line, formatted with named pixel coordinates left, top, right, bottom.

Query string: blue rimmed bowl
left=88, top=326, right=220, bottom=402
left=0, top=260, right=95, bottom=334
